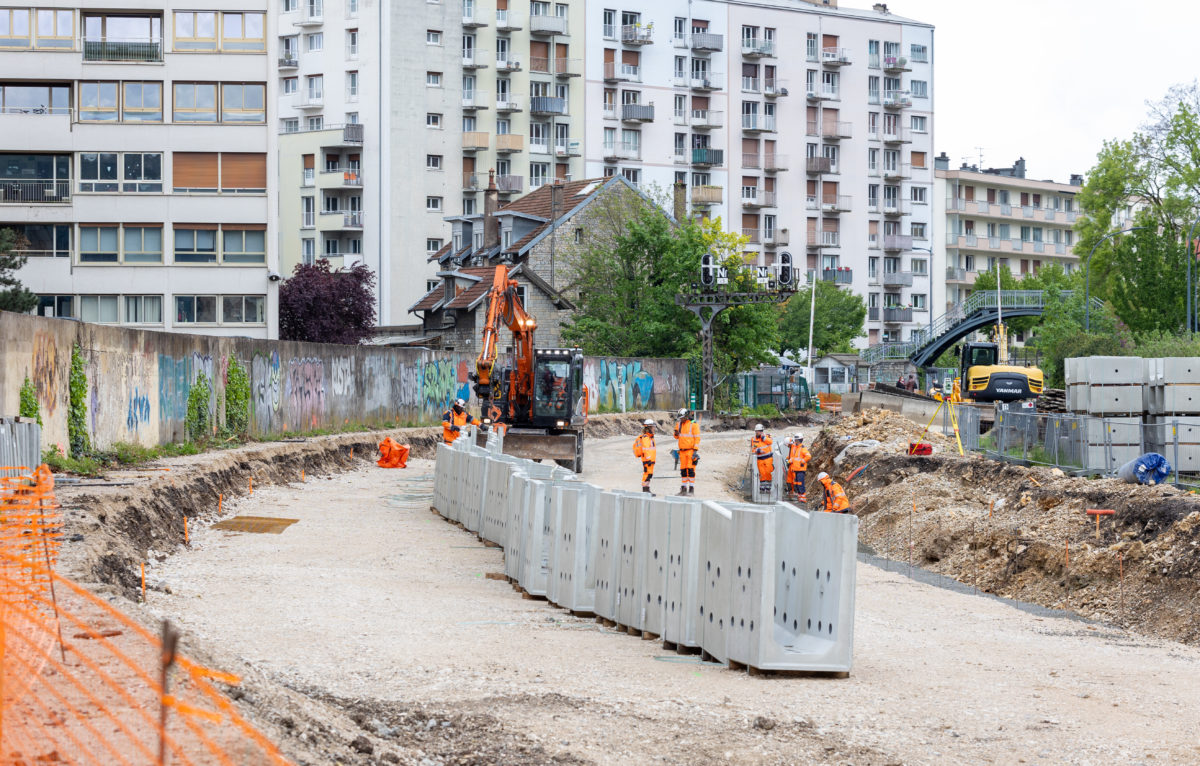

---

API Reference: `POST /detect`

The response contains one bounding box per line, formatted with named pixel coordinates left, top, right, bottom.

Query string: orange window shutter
left=173, top=152, right=218, bottom=188
left=221, top=153, right=267, bottom=189
left=302, top=153, right=315, bottom=169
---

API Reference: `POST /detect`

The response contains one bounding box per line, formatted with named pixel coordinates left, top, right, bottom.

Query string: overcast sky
left=898, top=0, right=1200, bottom=184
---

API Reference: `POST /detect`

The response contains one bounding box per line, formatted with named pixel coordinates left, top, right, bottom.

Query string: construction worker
left=442, top=398, right=478, bottom=444
left=673, top=408, right=700, bottom=495
left=816, top=472, right=850, bottom=513
left=633, top=419, right=657, bottom=494
left=751, top=424, right=774, bottom=494
left=785, top=434, right=812, bottom=502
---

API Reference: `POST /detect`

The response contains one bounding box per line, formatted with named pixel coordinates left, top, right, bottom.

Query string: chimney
left=484, top=169, right=500, bottom=250
left=1013, top=157, right=1027, bottom=179
left=1070, top=173, right=1084, bottom=186
left=934, top=152, right=950, bottom=171
left=872, top=3, right=888, bottom=13
left=673, top=181, right=686, bottom=223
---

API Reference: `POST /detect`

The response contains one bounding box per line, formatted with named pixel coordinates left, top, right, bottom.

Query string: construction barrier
left=0, top=418, right=40, bottom=479
left=433, top=427, right=859, bottom=674
left=0, top=464, right=291, bottom=764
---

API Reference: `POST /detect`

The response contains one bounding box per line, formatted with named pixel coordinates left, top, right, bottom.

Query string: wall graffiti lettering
left=422, top=359, right=470, bottom=412
left=285, top=357, right=326, bottom=428
left=31, top=331, right=58, bottom=416
left=126, top=389, right=151, bottom=432
left=251, top=351, right=282, bottom=431
left=331, top=357, right=355, bottom=398
left=157, top=355, right=190, bottom=424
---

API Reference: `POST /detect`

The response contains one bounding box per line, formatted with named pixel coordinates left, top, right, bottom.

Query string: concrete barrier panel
left=518, top=478, right=554, bottom=597
left=505, top=473, right=531, bottom=581
left=617, top=495, right=648, bottom=631
left=663, top=498, right=703, bottom=649
left=1087, top=385, right=1144, bottom=416
left=592, top=492, right=622, bottom=622
left=641, top=498, right=671, bottom=637
left=1163, top=358, right=1200, bottom=384
left=1163, top=384, right=1200, bottom=414
left=697, top=501, right=733, bottom=663
left=726, top=503, right=771, bottom=667
left=1086, top=356, right=1144, bottom=385
left=481, top=456, right=520, bottom=544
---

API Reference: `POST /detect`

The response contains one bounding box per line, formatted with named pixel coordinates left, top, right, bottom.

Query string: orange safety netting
left=376, top=438, right=409, bottom=469
left=0, top=465, right=292, bottom=765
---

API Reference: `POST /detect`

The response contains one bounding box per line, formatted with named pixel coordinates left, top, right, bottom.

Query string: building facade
left=4, top=1, right=279, bottom=337
left=934, top=155, right=1084, bottom=312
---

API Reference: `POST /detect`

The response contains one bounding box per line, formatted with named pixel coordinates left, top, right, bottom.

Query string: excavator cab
left=959, top=341, right=1043, bottom=402
left=532, top=348, right=585, bottom=430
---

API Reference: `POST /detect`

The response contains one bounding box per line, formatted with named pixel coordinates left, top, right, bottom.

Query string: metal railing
left=690, top=109, right=723, bottom=128
left=689, top=72, right=724, bottom=89
left=621, top=103, right=654, bottom=121
left=883, top=234, right=913, bottom=251
left=742, top=115, right=776, bottom=132
left=822, top=267, right=852, bottom=283
left=621, top=24, right=652, bottom=44
left=764, top=154, right=788, bottom=171
left=691, top=185, right=722, bottom=204
left=741, top=38, right=774, bottom=56
left=0, top=179, right=71, bottom=203
left=496, top=174, right=523, bottom=193
left=320, top=168, right=363, bottom=185
left=343, top=211, right=363, bottom=228
left=763, top=78, right=788, bottom=96
left=822, top=46, right=851, bottom=65
left=602, top=141, right=640, bottom=161
left=689, top=32, right=723, bottom=51
left=883, top=90, right=912, bottom=108
left=823, top=121, right=852, bottom=139
left=82, top=37, right=162, bottom=62
left=691, top=147, right=723, bottom=166
left=822, top=194, right=851, bottom=212
left=529, top=14, right=567, bottom=35
left=883, top=306, right=913, bottom=322
left=806, top=156, right=832, bottom=173
left=882, top=271, right=914, bottom=287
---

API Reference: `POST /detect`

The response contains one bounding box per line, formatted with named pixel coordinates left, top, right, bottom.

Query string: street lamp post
left=1085, top=226, right=1146, bottom=332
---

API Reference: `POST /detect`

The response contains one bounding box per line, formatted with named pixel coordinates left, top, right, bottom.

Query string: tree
left=777, top=280, right=866, bottom=359
left=1105, top=227, right=1188, bottom=334
left=699, top=218, right=780, bottom=376
left=279, top=259, right=377, bottom=344
left=0, top=228, right=37, bottom=313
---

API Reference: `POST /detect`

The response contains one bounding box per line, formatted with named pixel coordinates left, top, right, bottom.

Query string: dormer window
left=502, top=229, right=512, bottom=249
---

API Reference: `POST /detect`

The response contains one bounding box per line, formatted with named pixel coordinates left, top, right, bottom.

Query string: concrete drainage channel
left=434, top=426, right=860, bottom=675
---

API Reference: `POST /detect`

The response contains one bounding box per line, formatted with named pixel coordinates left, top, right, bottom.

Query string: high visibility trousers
left=756, top=456, right=774, bottom=483
left=641, top=460, right=655, bottom=488
left=789, top=470, right=805, bottom=496
left=679, top=449, right=696, bottom=487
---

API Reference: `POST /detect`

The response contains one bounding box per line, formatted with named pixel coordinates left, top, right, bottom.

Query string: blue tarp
left=1117, top=452, right=1172, bottom=485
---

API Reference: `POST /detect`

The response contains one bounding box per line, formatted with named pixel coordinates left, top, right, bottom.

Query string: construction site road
left=142, top=428, right=1200, bottom=765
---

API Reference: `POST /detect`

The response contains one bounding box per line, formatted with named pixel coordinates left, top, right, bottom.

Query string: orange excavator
left=471, top=264, right=586, bottom=471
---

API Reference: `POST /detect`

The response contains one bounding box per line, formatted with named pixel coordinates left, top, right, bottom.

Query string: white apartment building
left=933, top=155, right=1084, bottom=312
left=3, top=1, right=279, bottom=337
left=274, top=0, right=586, bottom=325
left=582, top=0, right=935, bottom=347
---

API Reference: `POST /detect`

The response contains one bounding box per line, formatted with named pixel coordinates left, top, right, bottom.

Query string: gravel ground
left=141, top=427, right=1200, bottom=765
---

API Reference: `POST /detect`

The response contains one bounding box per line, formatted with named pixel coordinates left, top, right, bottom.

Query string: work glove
left=451, top=425, right=461, bottom=433
left=692, top=451, right=701, bottom=466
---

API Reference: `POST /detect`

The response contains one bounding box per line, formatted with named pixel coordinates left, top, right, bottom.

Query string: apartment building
left=274, top=0, right=586, bottom=326
left=582, top=0, right=935, bottom=347
left=2, top=2, right=278, bottom=337
left=934, top=154, right=1084, bottom=312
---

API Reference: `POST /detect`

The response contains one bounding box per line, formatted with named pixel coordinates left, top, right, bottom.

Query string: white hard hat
left=455, top=397, right=466, bottom=406
left=643, top=419, right=655, bottom=426
left=754, top=424, right=765, bottom=431
left=677, top=408, right=688, bottom=417
left=795, top=434, right=804, bottom=442
left=817, top=472, right=829, bottom=481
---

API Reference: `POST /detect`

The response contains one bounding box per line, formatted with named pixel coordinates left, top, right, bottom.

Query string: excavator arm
left=473, top=264, right=538, bottom=421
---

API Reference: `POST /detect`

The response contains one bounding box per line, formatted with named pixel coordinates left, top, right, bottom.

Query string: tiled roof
left=427, top=241, right=452, bottom=263
left=498, top=177, right=610, bottom=255
left=443, top=266, right=499, bottom=310
left=410, top=284, right=443, bottom=313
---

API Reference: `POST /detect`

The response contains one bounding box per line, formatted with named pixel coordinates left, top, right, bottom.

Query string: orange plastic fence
left=817, top=393, right=843, bottom=413
left=0, top=465, right=292, bottom=765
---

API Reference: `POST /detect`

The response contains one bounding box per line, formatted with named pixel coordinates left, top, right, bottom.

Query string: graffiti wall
left=0, top=313, right=688, bottom=451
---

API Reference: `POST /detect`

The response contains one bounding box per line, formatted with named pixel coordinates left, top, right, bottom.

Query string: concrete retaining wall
left=0, top=312, right=689, bottom=452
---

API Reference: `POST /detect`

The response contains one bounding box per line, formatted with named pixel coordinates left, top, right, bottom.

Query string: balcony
left=462, top=173, right=481, bottom=191
left=742, top=227, right=761, bottom=244
left=805, top=156, right=833, bottom=175
left=883, top=163, right=911, bottom=181
left=822, top=267, right=852, bottom=283
left=820, top=86, right=840, bottom=101
left=602, top=141, right=641, bottom=162
left=621, top=24, right=653, bottom=45
left=529, top=138, right=551, bottom=156
left=741, top=76, right=760, bottom=93
left=883, top=234, right=913, bottom=252
left=496, top=133, right=524, bottom=153
left=822, top=47, right=852, bottom=66
left=83, top=38, right=163, bottom=62
left=691, top=185, right=723, bottom=205
left=462, top=9, right=486, bottom=27
left=461, top=132, right=489, bottom=151
left=691, top=147, right=724, bottom=167
left=764, top=228, right=789, bottom=246
left=495, top=57, right=522, bottom=72
left=883, top=307, right=913, bottom=323
left=690, top=109, right=723, bottom=129
left=883, top=90, right=912, bottom=109
left=495, top=96, right=522, bottom=113
left=0, top=179, right=71, bottom=204
left=741, top=188, right=776, bottom=208
left=741, top=38, right=775, bottom=57
left=604, top=62, right=642, bottom=82
left=764, top=154, right=788, bottom=172
left=461, top=91, right=489, bottom=109
left=882, top=271, right=914, bottom=287
left=763, top=79, right=789, bottom=97
left=822, top=194, right=851, bottom=213
left=294, top=12, right=323, bottom=27
left=496, top=174, right=523, bottom=194
left=741, top=115, right=776, bottom=133
left=742, top=152, right=761, bottom=169
left=342, top=211, right=363, bottom=229
left=294, top=93, right=324, bottom=109
left=496, top=10, right=521, bottom=30
left=869, top=307, right=880, bottom=321
left=530, top=56, right=551, bottom=73
left=530, top=96, right=567, bottom=115
left=822, top=121, right=852, bottom=140
left=883, top=198, right=912, bottom=216
left=462, top=50, right=489, bottom=69
left=806, top=195, right=819, bottom=211
left=554, top=139, right=581, bottom=158
left=318, top=168, right=364, bottom=188
left=278, top=55, right=299, bottom=69
left=689, top=33, right=724, bottom=52
left=883, top=55, right=911, bottom=72
left=621, top=103, right=655, bottom=122
left=554, top=57, right=581, bottom=77
left=530, top=15, right=568, bottom=35
left=689, top=72, right=724, bottom=90
left=946, top=267, right=976, bottom=285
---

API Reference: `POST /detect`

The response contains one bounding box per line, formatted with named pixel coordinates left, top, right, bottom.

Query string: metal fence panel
left=0, top=418, right=42, bottom=478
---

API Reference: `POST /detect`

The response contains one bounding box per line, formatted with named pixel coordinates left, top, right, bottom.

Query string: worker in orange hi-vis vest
left=785, top=434, right=812, bottom=502
left=751, top=424, right=774, bottom=494
left=673, top=408, right=701, bottom=495
left=632, top=419, right=657, bottom=494
left=442, top=398, right=478, bottom=444
left=817, top=472, right=850, bottom=513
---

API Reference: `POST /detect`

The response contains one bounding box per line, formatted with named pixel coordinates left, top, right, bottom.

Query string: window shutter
left=621, top=49, right=638, bottom=66
left=303, top=153, right=315, bottom=169
left=173, top=152, right=218, bottom=189
left=221, top=223, right=267, bottom=230
left=220, top=153, right=267, bottom=190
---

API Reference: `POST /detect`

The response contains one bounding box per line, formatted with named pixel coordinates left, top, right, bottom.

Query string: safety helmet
left=455, top=397, right=466, bottom=407
left=754, top=424, right=765, bottom=432
left=677, top=408, right=688, bottom=418
left=817, top=472, right=829, bottom=481
left=643, top=419, right=655, bottom=426
left=795, top=435, right=804, bottom=442
left=783, top=435, right=793, bottom=445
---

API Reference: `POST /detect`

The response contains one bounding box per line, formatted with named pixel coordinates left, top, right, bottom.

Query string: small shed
left=813, top=354, right=863, bottom=394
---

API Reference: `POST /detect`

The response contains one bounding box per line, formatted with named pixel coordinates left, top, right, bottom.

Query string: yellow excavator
left=952, top=275, right=1044, bottom=402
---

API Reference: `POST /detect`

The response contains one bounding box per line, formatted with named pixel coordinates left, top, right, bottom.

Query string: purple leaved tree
left=279, top=259, right=377, bottom=345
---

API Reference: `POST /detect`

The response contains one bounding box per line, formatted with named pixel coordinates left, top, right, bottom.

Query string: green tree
left=699, top=218, right=780, bottom=375
left=1030, top=284, right=1126, bottom=387
left=19, top=376, right=41, bottom=426
left=1104, top=227, right=1188, bottom=334
left=68, top=345, right=90, bottom=457
left=0, top=228, right=38, bottom=313
left=777, top=280, right=866, bottom=358
left=224, top=358, right=251, bottom=436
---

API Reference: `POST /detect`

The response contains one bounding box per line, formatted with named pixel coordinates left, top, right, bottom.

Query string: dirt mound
left=810, top=406, right=1200, bottom=645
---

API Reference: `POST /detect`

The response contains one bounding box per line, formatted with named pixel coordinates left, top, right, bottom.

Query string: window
left=302, top=197, right=315, bottom=227
left=123, top=152, right=163, bottom=192
left=426, top=112, right=442, bottom=128
left=806, top=33, right=817, bottom=61
left=347, top=28, right=358, bottom=57
left=348, top=0, right=359, bottom=17
left=911, top=186, right=926, bottom=204
left=426, top=71, right=442, bottom=87
left=427, top=29, right=442, bottom=45
left=282, top=77, right=298, bottom=95
left=80, top=226, right=119, bottom=263
left=221, top=12, right=265, bottom=51
left=306, top=115, right=323, bottom=131
left=174, top=227, right=218, bottom=263
left=911, top=151, right=927, bottom=170
left=222, top=295, right=265, bottom=324
left=302, top=238, right=315, bottom=264
left=174, top=11, right=216, bottom=51
left=35, top=9, right=73, bottom=49
left=282, top=118, right=299, bottom=132
left=175, top=295, right=217, bottom=324
left=80, top=295, right=119, bottom=323
left=222, top=227, right=266, bottom=263
left=910, top=43, right=928, bottom=62
left=346, top=111, right=358, bottom=124
left=306, top=0, right=323, bottom=18
left=463, top=198, right=476, bottom=215
left=305, top=32, right=323, bottom=51
left=910, top=115, right=927, bottom=132
left=673, top=16, right=684, bottom=41
left=173, top=82, right=217, bottom=122
left=426, top=238, right=442, bottom=253
left=911, top=258, right=927, bottom=274
left=502, top=229, right=512, bottom=249
left=0, top=8, right=30, bottom=47
left=306, top=75, right=323, bottom=100
left=220, top=83, right=265, bottom=122
left=283, top=0, right=297, bottom=11
left=426, top=196, right=442, bottom=211
left=911, top=80, right=928, bottom=98
left=125, top=295, right=162, bottom=324
left=912, top=294, right=927, bottom=310
left=346, top=70, right=359, bottom=99
left=530, top=162, right=549, bottom=189
left=911, top=223, right=927, bottom=241
left=124, top=226, right=163, bottom=262
left=79, top=81, right=119, bottom=122
left=79, top=153, right=119, bottom=192
left=603, top=9, right=616, bottom=38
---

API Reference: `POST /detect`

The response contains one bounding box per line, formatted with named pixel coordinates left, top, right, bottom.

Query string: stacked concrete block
left=1084, top=416, right=1145, bottom=473
left=1083, top=356, right=1144, bottom=416
left=431, top=430, right=860, bottom=674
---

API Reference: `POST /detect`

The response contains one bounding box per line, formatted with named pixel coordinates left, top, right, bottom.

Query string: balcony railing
left=763, top=78, right=789, bottom=97
left=530, top=56, right=551, bottom=72
left=530, top=96, right=567, bottom=115
left=883, top=163, right=912, bottom=180
left=883, top=55, right=910, bottom=72
left=320, top=168, right=363, bottom=186
left=462, top=9, right=486, bottom=26
left=279, top=55, right=299, bottom=68
left=805, top=156, right=832, bottom=174
left=821, top=232, right=841, bottom=248
left=869, top=306, right=880, bottom=321
left=621, top=24, right=653, bottom=44
left=554, top=139, right=581, bottom=157
left=742, top=227, right=761, bottom=244
left=530, top=138, right=550, bottom=155
left=294, top=93, right=324, bottom=109
left=529, top=14, right=568, bottom=35
left=461, top=91, right=488, bottom=109
left=495, top=57, right=521, bottom=72
left=742, top=152, right=761, bottom=169
left=496, top=10, right=521, bottom=30
left=462, top=172, right=480, bottom=191
left=496, top=174, right=523, bottom=193
left=343, top=211, right=363, bottom=228
left=554, top=57, right=581, bottom=76
left=689, top=72, right=723, bottom=90
left=882, top=198, right=912, bottom=216
left=0, top=179, right=71, bottom=204
left=822, top=194, right=851, bottom=212
left=462, top=132, right=489, bottom=150
left=604, top=62, right=642, bottom=82
left=621, top=103, right=654, bottom=122
left=82, top=37, right=162, bottom=62
left=741, top=38, right=774, bottom=57
left=691, top=147, right=724, bottom=166
left=495, top=96, right=522, bottom=112
left=806, top=195, right=819, bottom=211
left=883, top=234, right=913, bottom=251
left=462, top=50, right=489, bottom=68
left=946, top=267, right=976, bottom=284
left=741, top=114, right=776, bottom=132
left=496, top=133, right=523, bottom=152
left=342, top=123, right=364, bottom=143
left=883, top=90, right=913, bottom=108
left=822, top=46, right=852, bottom=65
left=764, top=154, right=788, bottom=172
left=741, top=187, right=776, bottom=207
left=882, top=271, right=914, bottom=287
left=691, top=185, right=723, bottom=204
left=689, top=33, right=723, bottom=52
left=883, top=306, right=913, bottom=322
left=883, top=127, right=911, bottom=144
left=741, top=76, right=760, bottom=93
left=602, top=141, right=641, bottom=161
left=690, top=109, right=723, bottom=129
left=823, top=121, right=852, bottom=139
left=822, top=267, right=852, bottom=283
left=764, top=228, right=789, bottom=246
